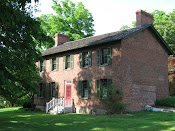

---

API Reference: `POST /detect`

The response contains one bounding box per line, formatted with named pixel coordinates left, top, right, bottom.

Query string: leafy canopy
left=0, top=0, right=43, bottom=105
left=39, top=0, right=95, bottom=49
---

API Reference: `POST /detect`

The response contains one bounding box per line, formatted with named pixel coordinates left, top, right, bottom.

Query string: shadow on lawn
left=1, top=108, right=175, bottom=131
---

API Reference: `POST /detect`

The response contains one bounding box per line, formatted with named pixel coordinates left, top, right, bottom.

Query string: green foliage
left=155, top=96, right=175, bottom=107
left=120, top=25, right=130, bottom=30
left=151, top=10, right=175, bottom=52
left=0, top=96, right=11, bottom=108
left=39, top=0, right=95, bottom=49
left=0, top=0, right=43, bottom=105
left=23, top=101, right=36, bottom=109
left=97, top=85, right=126, bottom=114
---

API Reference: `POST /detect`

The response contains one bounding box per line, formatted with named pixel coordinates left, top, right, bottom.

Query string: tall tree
left=39, top=0, right=95, bottom=49
left=120, top=10, right=175, bottom=52
left=152, top=10, right=175, bottom=51
left=0, top=0, right=43, bottom=105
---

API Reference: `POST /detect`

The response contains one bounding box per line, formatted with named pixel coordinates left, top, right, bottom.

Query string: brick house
left=34, top=10, right=173, bottom=114
left=168, top=57, right=175, bottom=95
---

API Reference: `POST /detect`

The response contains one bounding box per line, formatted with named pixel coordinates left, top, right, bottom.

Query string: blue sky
left=33, top=0, right=175, bottom=36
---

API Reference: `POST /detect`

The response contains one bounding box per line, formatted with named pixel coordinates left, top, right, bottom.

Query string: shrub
left=155, top=96, right=175, bottom=107
left=96, top=85, right=126, bottom=115
left=23, top=101, right=36, bottom=109
left=0, top=97, right=11, bottom=108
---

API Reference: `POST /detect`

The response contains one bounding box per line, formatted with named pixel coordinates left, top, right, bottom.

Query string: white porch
left=46, top=98, right=73, bottom=115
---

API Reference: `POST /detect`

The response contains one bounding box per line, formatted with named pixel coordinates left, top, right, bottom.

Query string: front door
left=66, top=84, right=71, bottom=106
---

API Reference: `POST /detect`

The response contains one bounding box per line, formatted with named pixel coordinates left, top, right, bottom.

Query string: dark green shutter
left=70, top=55, right=74, bottom=69
left=107, top=79, right=112, bottom=87
left=44, top=60, right=46, bottom=71
left=88, top=80, right=91, bottom=99
left=38, top=61, right=40, bottom=72
left=43, top=83, right=46, bottom=98
left=97, top=49, right=101, bottom=65
left=78, top=81, right=82, bottom=99
left=56, top=57, right=59, bottom=71
left=50, top=59, right=52, bottom=71
left=96, top=80, right=100, bottom=98
left=88, top=51, right=92, bottom=67
left=107, top=79, right=112, bottom=96
left=107, top=47, right=111, bottom=65
left=49, top=83, right=51, bottom=98
left=63, top=56, right=66, bottom=70
left=37, top=84, right=40, bottom=98
left=55, top=82, right=58, bottom=98
left=79, top=53, right=82, bottom=68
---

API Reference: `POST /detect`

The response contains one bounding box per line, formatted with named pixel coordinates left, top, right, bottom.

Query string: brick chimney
left=55, top=33, right=70, bottom=47
left=136, top=9, right=153, bottom=26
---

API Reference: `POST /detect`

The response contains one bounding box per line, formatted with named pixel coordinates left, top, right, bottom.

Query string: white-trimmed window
left=79, top=51, right=92, bottom=68
left=38, top=60, right=46, bottom=72
left=49, top=82, right=58, bottom=98
left=38, top=83, right=45, bottom=98
left=50, top=57, right=59, bottom=71
left=63, top=55, right=74, bottom=70
left=78, top=80, right=91, bottom=99
left=97, top=47, right=111, bottom=66
left=96, top=79, right=112, bottom=98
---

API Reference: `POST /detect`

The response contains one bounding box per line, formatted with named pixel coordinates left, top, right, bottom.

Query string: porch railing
left=46, top=98, right=73, bottom=114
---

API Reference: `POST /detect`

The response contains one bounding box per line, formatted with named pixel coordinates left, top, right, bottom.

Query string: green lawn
left=0, top=107, right=175, bottom=131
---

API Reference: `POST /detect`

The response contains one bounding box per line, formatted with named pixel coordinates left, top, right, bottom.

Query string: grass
left=1, top=107, right=175, bottom=131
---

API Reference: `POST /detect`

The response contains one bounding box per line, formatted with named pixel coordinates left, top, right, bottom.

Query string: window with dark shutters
left=50, top=57, right=59, bottom=71
left=39, top=60, right=46, bottom=72
left=97, top=47, right=111, bottom=66
left=96, top=79, right=112, bottom=98
left=79, top=51, right=92, bottom=68
left=49, top=82, right=58, bottom=98
left=63, top=55, right=74, bottom=70
left=38, top=83, right=45, bottom=98
left=78, top=80, right=91, bottom=99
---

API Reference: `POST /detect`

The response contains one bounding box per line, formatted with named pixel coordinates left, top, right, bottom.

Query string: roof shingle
left=41, top=24, right=173, bottom=56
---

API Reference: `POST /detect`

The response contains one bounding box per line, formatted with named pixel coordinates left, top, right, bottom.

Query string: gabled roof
left=42, top=24, right=173, bottom=56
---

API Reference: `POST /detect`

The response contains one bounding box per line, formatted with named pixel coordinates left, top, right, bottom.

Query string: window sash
left=78, top=80, right=91, bottom=99
left=101, top=48, right=108, bottom=65
left=51, top=83, right=56, bottom=97
left=97, top=47, right=111, bottom=66
left=52, top=58, right=56, bottom=70
left=49, top=82, right=58, bottom=98
left=40, top=61, right=44, bottom=72
left=38, top=83, right=45, bottom=98
left=38, top=83, right=43, bottom=97
left=82, top=52, right=89, bottom=67
left=97, top=79, right=112, bottom=98
left=80, top=51, right=91, bottom=68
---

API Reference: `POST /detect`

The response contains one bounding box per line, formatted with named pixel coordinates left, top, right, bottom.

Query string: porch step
left=65, top=107, right=73, bottom=113
left=49, top=105, right=64, bottom=115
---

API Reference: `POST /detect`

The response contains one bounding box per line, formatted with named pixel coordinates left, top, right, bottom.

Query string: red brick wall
left=168, top=57, right=175, bottom=95
left=35, top=41, right=123, bottom=113
left=34, top=28, right=169, bottom=113
left=121, top=28, right=169, bottom=110
left=136, top=10, right=153, bottom=26
left=55, top=33, right=70, bottom=46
